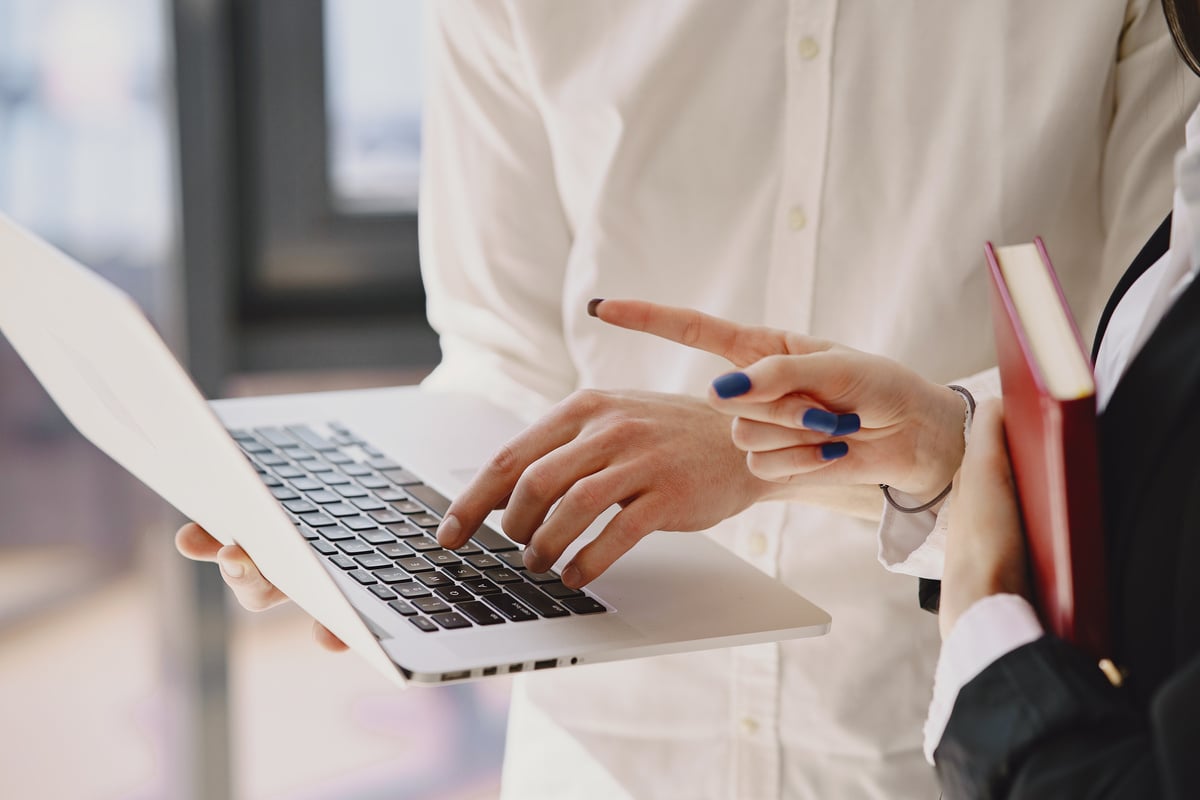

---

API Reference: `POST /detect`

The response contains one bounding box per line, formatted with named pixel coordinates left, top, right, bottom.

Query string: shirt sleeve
left=418, top=2, right=577, bottom=421
left=923, top=594, right=1045, bottom=764
left=877, top=367, right=1001, bottom=579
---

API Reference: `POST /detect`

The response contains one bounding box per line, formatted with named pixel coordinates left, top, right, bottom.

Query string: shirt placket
left=734, top=3, right=836, bottom=797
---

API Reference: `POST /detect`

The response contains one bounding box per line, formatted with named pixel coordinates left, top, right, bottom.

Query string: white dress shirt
left=417, top=2, right=1194, bottom=797
left=911, top=103, right=1200, bottom=765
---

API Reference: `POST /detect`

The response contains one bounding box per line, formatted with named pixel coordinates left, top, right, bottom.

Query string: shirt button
left=797, top=37, right=820, bottom=60
left=740, top=717, right=759, bottom=736
left=747, top=532, right=768, bottom=557
left=788, top=206, right=808, bottom=231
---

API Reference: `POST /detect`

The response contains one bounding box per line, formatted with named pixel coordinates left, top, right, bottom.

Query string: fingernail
left=220, top=558, right=245, bottom=579
left=800, top=408, right=838, bottom=434
left=820, top=441, right=849, bottom=461
left=562, top=565, right=582, bottom=588
left=712, top=371, right=752, bottom=399
left=436, top=514, right=461, bottom=547
left=832, top=413, right=861, bottom=436
left=587, top=298, right=604, bottom=317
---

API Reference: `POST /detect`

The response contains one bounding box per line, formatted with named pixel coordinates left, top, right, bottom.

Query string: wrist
left=900, top=384, right=971, bottom=502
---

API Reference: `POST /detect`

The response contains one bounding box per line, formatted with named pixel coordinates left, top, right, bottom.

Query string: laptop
left=0, top=214, right=830, bottom=686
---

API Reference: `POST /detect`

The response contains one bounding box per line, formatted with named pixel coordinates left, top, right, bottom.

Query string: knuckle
left=564, top=388, right=606, bottom=416
left=680, top=316, right=703, bottom=347
left=564, top=476, right=610, bottom=515
left=488, top=442, right=521, bottom=478
left=518, top=464, right=556, bottom=503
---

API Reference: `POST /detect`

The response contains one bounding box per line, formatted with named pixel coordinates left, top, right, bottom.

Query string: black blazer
left=935, top=215, right=1200, bottom=798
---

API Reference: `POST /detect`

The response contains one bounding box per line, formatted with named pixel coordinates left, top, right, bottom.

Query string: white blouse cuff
left=923, top=594, right=1044, bottom=764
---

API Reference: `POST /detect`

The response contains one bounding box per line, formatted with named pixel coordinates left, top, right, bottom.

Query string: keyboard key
left=260, top=474, right=283, bottom=487
left=381, top=468, right=421, bottom=486
left=498, top=551, right=528, bottom=570
left=228, top=429, right=254, bottom=442
left=318, top=526, right=356, bottom=542
left=273, top=465, right=305, bottom=479
left=540, top=581, right=584, bottom=599
left=286, top=425, right=338, bottom=452
left=456, top=600, right=506, bottom=626
left=374, top=568, right=412, bottom=584
left=323, top=502, right=359, bottom=517
left=374, top=487, right=408, bottom=502
left=310, top=540, right=337, bottom=556
left=424, top=551, right=462, bottom=567
left=258, top=453, right=287, bottom=467
left=395, top=582, right=431, bottom=599
left=296, top=526, right=320, bottom=541
left=388, top=599, right=418, bottom=616
left=525, top=570, right=562, bottom=584
left=280, top=445, right=311, bottom=460
left=463, top=579, right=502, bottom=595
left=368, top=585, right=397, bottom=601
left=282, top=499, right=316, bottom=514
left=403, top=483, right=450, bottom=513
left=484, top=568, right=524, bottom=584
left=369, top=509, right=407, bottom=524
left=351, top=497, right=386, bottom=512
left=465, top=554, right=502, bottom=571
left=483, top=594, right=538, bottom=622
left=355, top=553, right=392, bottom=570
left=298, top=512, right=335, bottom=527
left=341, top=516, right=378, bottom=531
left=256, top=426, right=298, bottom=447
left=454, top=541, right=483, bottom=556
left=305, top=460, right=335, bottom=473
left=290, top=476, right=324, bottom=492
left=359, top=529, right=397, bottom=545
left=395, top=557, right=433, bottom=574
left=407, top=513, right=441, bottom=528
left=507, top=583, right=570, bottom=618
left=270, top=486, right=300, bottom=501
left=443, top=565, right=481, bottom=581
left=367, top=457, right=403, bottom=470
left=329, top=554, right=356, bottom=570
left=378, top=542, right=414, bottom=559
left=337, top=539, right=373, bottom=556
left=435, top=586, right=473, bottom=604
left=412, top=597, right=451, bottom=615
left=386, top=522, right=424, bottom=538
left=333, top=484, right=368, bottom=499
left=341, top=463, right=372, bottom=477
left=324, top=451, right=354, bottom=465
left=318, top=472, right=352, bottom=486
left=471, top=526, right=519, bottom=553
left=409, top=616, right=438, bottom=632
left=358, top=475, right=390, bottom=490
left=431, top=612, right=472, bottom=630
left=406, top=536, right=442, bottom=552
left=390, top=500, right=425, bottom=514
left=562, top=596, right=608, bottom=615
left=415, top=572, right=454, bottom=588
left=304, top=489, right=341, bottom=504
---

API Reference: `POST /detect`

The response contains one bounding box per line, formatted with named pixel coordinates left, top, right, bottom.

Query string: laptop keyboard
left=229, top=422, right=609, bottom=633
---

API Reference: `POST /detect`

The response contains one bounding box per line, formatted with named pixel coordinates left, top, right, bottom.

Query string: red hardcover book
left=985, top=238, right=1110, bottom=660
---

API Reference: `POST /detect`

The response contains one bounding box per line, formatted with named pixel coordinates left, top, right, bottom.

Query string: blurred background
left=0, top=1, right=508, bottom=798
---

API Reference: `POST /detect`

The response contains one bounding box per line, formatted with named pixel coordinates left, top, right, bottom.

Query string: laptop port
left=508, top=663, right=524, bottom=673
left=534, top=659, right=556, bottom=671
left=482, top=666, right=497, bottom=676
left=441, top=670, right=470, bottom=681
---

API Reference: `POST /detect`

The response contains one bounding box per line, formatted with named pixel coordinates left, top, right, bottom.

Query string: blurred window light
left=324, top=0, right=423, bottom=214
left=0, top=0, right=173, bottom=314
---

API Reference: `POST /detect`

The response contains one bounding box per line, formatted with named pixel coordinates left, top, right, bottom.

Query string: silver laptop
left=0, top=214, right=830, bottom=687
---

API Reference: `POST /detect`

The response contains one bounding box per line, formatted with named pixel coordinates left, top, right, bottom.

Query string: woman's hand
left=175, top=522, right=349, bottom=652
left=940, top=399, right=1031, bottom=639
left=591, top=298, right=968, bottom=503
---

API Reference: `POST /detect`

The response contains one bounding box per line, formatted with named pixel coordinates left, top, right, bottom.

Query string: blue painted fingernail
left=801, top=408, right=839, bottom=434
left=820, top=441, right=849, bottom=461
left=832, top=413, right=861, bottom=436
left=712, top=372, right=752, bottom=399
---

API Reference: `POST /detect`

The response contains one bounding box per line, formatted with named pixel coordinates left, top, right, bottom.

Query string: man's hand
left=940, top=399, right=1031, bottom=639
left=174, top=522, right=348, bottom=652
left=436, top=390, right=782, bottom=589
left=591, top=298, right=968, bottom=502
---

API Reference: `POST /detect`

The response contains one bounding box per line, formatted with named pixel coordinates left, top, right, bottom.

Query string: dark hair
left=1164, top=0, right=1200, bottom=75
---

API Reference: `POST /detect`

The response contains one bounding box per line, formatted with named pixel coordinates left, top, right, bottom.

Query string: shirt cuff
left=923, top=594, right=1044, bottom=764
left=877, top=494, right=944, bottom=579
